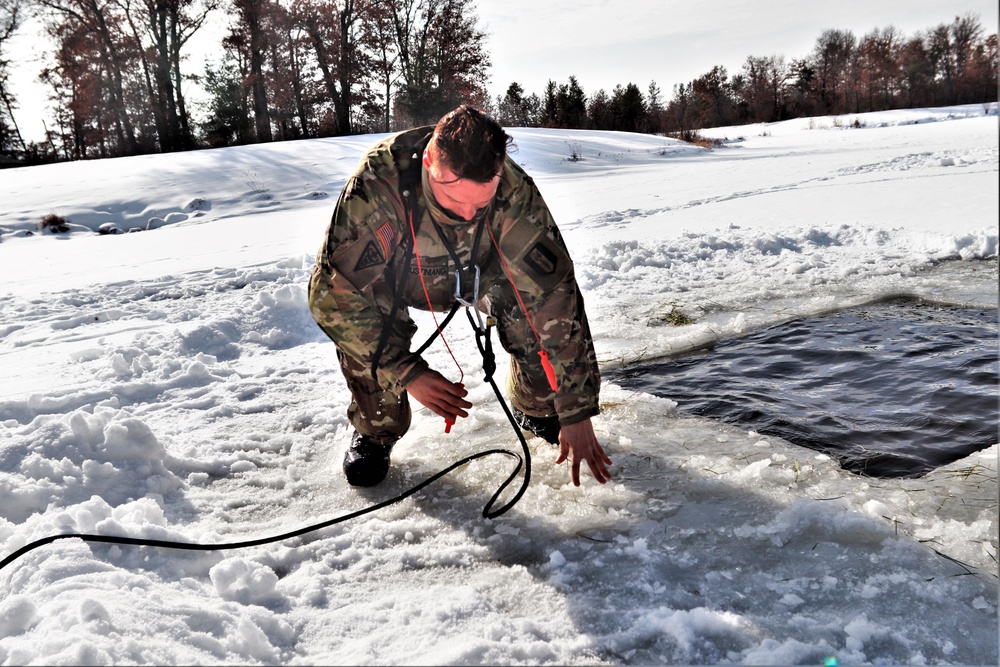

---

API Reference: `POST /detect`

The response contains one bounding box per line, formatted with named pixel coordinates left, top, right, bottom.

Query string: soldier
left=308, top=105, right=612, bottom=488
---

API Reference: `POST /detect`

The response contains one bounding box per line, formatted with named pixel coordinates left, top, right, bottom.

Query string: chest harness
left=371, top=141, right=559, bottom=401
left=371, top=141, right=492, bottom=394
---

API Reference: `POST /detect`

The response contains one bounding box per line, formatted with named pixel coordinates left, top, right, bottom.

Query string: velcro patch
left=499, top=217, right=572, bottom=292
left=523, top=242, right=558, bottom=276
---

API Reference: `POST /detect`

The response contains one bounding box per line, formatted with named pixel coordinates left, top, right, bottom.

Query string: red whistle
left=538, top=350, right=559, bottom=392
left=444, top=419, right=454, bottom=433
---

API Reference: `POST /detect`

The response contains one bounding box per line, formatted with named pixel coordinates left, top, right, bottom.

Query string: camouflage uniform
left=308, top=127, right=600, bottom=444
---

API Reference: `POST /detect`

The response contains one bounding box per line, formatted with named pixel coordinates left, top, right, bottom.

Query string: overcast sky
left=4, top=0, right=998, bottom=143
left=477, top=0, right=999, bottom=98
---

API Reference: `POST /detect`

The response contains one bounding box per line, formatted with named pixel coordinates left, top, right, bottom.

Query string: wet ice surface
left=615, top=297, right=999, bottom=477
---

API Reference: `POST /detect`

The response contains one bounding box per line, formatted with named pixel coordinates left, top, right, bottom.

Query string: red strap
left=408, top=208, right=465, bottom=432
left=485, top=224, right=559, bottom=392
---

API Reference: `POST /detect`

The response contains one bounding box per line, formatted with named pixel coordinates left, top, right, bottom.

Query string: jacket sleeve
left=498, top=173, right=601, bottom=425
left=308, top=173, right=428, bottom=392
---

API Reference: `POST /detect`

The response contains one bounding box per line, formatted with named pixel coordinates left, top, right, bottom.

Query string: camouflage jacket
left=308, top=127, right=600, bottom=424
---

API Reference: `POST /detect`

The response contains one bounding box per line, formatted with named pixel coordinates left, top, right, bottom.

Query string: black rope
left=0, top=319, right=531, bottom=574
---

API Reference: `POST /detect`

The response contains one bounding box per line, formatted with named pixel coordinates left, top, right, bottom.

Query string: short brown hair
left=431, top=105, right=512, bottom=183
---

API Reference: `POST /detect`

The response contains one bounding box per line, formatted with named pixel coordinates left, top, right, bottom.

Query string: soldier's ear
left=422, top=148, right=432, bottom=170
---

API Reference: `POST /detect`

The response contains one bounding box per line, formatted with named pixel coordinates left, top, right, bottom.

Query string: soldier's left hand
left=556, top=418, right=612, bottom=486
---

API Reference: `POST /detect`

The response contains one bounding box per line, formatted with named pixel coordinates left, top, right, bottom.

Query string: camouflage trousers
left=339, top=292, right=564, bottom=444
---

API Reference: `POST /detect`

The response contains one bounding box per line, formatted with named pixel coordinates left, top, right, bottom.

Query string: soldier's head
left=423, top=106, right=511, bottom=222
left=429, top=105, right=511, bottom=182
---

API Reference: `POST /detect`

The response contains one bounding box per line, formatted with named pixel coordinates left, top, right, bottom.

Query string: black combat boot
left=511, top=407, right=561, bottom=445
left=343, top=431, right=395, bottom=487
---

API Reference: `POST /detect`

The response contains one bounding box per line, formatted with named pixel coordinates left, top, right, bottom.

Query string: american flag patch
left=376, top=222, right=394, bottom=259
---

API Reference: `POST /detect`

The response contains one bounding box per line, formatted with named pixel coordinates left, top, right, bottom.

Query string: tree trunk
left=305, top=18, right=343, bottom=133
left=336, top=0, right=354, bottom=135
left=0, top=83, right=27, bottom=152
left=245, top=0, right=272, bottom=141
left=287, top=26, right=309, bottom=138
left=88, top=0, right=139, bottom=153
left=168, top=7, right=193, bottom=148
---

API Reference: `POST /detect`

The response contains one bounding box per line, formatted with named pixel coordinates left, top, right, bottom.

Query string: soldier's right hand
left=405, top=369, right=472, bottom=424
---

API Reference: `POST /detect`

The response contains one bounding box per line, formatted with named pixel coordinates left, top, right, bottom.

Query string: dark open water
left=614, top=298, right=999, bottom=477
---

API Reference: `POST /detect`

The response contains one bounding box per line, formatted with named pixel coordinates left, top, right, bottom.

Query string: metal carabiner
left=454, top=264, right=484, bottom=331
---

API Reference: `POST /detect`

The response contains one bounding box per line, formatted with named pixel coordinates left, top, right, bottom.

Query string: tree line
left=491, top=13, right=997, bottom=135
left=0, top=2, right=996, bottom=167
left=0, top=0, right=489, bottom=164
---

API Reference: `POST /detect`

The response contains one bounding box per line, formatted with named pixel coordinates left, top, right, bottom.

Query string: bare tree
left=811, top=28, right=856, bottom=114
left=740, top=54, right=787, bottom=122
left=857, top=26, right=902, bottom=111
left=949, top=13, right=985, bottom=103
left=228, top=0, right=273, bottom=141
left=37, top=0, right=143, bottom=154
left=388, top=0, right=489, bottom=126
left=118, top=0, right=216, bottom=150
left=299, top=0, right=371, bottom=135
left=364, top=0, right=397, bottom=131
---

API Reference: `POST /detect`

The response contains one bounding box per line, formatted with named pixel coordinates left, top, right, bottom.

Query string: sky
left=476, top=0, right=1000, bottom=98
left=2, top=0, right=998, bottom=144
left=0, top=105, right=997, bottom=664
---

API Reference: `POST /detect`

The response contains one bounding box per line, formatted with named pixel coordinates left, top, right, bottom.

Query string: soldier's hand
left=406, top=369, right=472, bottom=423
left=556, top=418, right=613, bottom=486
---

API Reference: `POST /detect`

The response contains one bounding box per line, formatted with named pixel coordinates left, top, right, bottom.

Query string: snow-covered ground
left=0, top=104, right=997, bottom=665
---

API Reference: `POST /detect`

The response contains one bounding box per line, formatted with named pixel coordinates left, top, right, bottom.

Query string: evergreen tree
left=610, top=82, right=645, bottom=132
left=587, top=88, right=611, bottom=130
left=691, top=65, right=732, bottom=127
left=541, top=79, right=557, bottom=126
left=556, top=75, right=586, bottom=128
left=664, top=82, right=694, bottom=134
left=645, top=80, right=663, bottom=133
left=200, top=56, right=253, bottom=146
left=496, top=82, right=531, bottom=126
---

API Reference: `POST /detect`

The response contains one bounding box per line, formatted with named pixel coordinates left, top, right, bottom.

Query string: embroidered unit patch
left=354, top=240, right=384, bottom=272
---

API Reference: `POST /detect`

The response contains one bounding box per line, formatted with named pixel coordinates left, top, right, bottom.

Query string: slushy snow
left=0, top=104, right=997, bottom=665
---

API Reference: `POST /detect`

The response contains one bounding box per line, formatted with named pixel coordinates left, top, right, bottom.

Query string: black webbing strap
left=371, top=138, right=429, bottom=383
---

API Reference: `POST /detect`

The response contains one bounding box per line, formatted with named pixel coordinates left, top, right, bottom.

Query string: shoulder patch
left=523, top=242, right=558, bottom=276
left=499, top=217, right=572, bottom=292
left=375, top=221, right=395, bottom=259
left=354, top=240, right=384, bottom=272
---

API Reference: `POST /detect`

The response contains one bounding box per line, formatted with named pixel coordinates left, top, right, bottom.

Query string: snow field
left=0, top=104, right=997, bottom=664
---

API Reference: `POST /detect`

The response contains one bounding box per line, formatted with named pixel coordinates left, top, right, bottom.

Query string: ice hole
left=615, top=297, right=998, bottom=477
